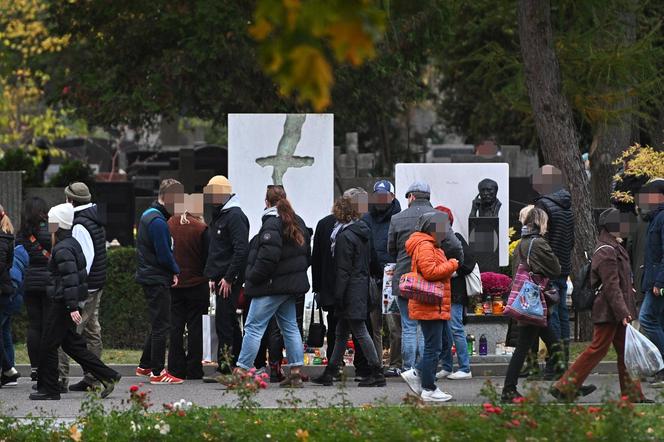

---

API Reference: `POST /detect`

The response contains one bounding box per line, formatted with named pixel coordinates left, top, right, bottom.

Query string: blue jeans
left=548, top=278, right=570, bottom=341
left=440, top=303, right=471, bottom=373
left=416, top=320, right=445, bottom=391
left=396, top=296, right=425, bottom=371
left=237, top=295, right=304, bottom=370
left=639, top=291, right=664, bottom=355
left=0, top=293, right=23, bottom=369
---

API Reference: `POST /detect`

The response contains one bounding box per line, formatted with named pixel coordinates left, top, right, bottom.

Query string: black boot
left=312, top=365, right=336, bottom=386
left=358, top=366, right=386, bottom=387
left=269, top=362, right=285, bottom=383
left=501, top=387, right=522, bottom=403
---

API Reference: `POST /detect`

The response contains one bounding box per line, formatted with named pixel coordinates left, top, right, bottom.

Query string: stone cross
left=255, top=114, right=315, bottom=186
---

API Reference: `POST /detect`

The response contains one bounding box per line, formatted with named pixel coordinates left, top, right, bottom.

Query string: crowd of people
left=0, top=164, right=663, bottom=404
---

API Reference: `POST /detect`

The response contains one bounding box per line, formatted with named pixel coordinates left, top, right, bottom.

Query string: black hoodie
left=333, top=219, right=372, bottom=320
left=362, top=198, right=402, bottom=277
left=535, top=189, right=575, bottom=277
left=0, top=232, right=15, bottom=295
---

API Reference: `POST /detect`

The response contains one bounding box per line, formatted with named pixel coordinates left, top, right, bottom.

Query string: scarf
left=330, top=220, right=354, bottom=257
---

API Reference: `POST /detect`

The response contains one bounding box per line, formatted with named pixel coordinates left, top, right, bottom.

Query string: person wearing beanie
left=551, top=208, right=650, bottom=403
left=202, top=176, right=249, bottom=378
left=59, top=182, right=108, bottom=392
left=30, top=204, right=120, bottom=400
left=135, top=179, right=183, bottom=385
left=388, top=180, right=463, bottom=373
left=637, top=178, right=664, bottom=387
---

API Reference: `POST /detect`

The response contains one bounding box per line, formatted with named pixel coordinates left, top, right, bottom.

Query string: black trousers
left=139, top=284, right=171, bottom=376
left=325, top=307, right=371, bottom=375
left=504, top=323, right=561, bottom=390
left=215, top=289, right=242, bottom=371
left=38, top=301, right=118, bottom=395
left=168, top=283, right=209, bottom=379
left=25, top=290, right=49, bottom=370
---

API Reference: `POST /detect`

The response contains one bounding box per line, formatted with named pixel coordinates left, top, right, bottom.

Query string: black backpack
left=572, top=245, right=614, bottom=312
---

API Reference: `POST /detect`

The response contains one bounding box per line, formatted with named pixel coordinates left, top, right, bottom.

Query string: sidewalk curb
left=16, top=361, right=621, bottom=378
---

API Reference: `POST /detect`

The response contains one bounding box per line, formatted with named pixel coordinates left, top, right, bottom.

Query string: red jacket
left=405, top=232, right=458, bottom=321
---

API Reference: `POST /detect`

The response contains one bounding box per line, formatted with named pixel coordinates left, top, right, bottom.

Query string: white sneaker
left=435, top=369, right=451, bottom=380
left=447, top=371, right=473, bottom=380
left=421, top=388, right=453, bottom=402
left=400, top=369, right=423, bottom=395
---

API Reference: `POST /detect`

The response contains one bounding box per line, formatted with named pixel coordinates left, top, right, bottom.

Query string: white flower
left=266, top=434, right=272, bottom=439
left=130, top=421, right=141, bottom=433
left=159, top=423, right=171, bottom=435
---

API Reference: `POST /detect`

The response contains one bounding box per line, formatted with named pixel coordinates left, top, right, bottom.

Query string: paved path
left=1, top=375, right=661, bottom=418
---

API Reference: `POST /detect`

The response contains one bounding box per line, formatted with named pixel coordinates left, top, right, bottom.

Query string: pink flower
left=261, top=373, right=269, bottom=379
left=259, top=381, right=268, bottom=389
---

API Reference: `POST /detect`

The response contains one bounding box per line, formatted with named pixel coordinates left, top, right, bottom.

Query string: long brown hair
left=266, top=187, right=304, bottom=247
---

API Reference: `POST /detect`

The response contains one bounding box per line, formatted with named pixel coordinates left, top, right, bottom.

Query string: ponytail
left=276, top=199, right=304, bottom=247
left=0, top=206, right=14, bottom=235
left=266, top=186, right=304, bottom=247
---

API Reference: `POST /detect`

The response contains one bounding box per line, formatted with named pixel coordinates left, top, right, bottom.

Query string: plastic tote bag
left=465, top=263, right=483, bottom=297
left=202, top=289, right=218, bottom=363
left=503, top=239, right=548, bottom=327
left=624, top=324, right=664, bottom=378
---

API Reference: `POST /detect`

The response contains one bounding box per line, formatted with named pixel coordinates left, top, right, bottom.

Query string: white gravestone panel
left=229, top=113, right=334, bottom=238
left=395, top=163, right=510, bottom=266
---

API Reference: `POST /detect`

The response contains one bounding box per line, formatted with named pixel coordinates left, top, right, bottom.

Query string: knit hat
left=416, top=211, right=449, bottom=234
left=598, top=208, right=620, bottom=229
left=435, top=205, right=454, bottom=226
left=65, top=182, right=91, bottom=203
left=206, top=175, right=232, bottom=194
left=48, top=203, right=74, bottom=230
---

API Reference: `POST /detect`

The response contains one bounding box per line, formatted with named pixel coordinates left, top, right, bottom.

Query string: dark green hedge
left=99, top=247, right=148, bottom=349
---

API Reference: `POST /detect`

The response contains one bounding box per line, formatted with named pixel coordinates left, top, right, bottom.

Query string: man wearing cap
left=203, top=175, right=249, bottom=377
left=362, top=180, right=402, bottom=377
left=58, top=182, right=108, bottom=392
left=388, top=181, right=463, bottom=373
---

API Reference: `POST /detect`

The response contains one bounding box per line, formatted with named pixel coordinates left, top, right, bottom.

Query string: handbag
left=306, top=299, right=326, bottom=348
left=503, top=238, right=549, bottom=327
left=399, top=249, right=445, bottom=305
left=465, top=263, right=483, bottom=297
left=543, top=283, right=560, bottom=307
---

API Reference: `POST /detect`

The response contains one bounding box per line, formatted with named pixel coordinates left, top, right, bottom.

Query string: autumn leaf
left=295, top=428, right=309, bottom=442
left=248, top=18, right=273, bottom=41
left=69, top=425, right=82, bottom=442
left=326, top=20, right=376, bottom=66
left=287, top=45, right=332, bottom=111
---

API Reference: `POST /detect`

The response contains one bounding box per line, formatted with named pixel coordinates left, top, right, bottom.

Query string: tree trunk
left=517, top=0, right=597, bottom=340
left=590, top=6, right=636, bottom=207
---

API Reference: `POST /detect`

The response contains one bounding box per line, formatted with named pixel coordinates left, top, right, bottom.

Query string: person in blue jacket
left=135, top=179, right=183, bottom=385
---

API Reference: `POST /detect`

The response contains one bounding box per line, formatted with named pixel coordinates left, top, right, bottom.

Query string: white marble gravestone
left=228, top=113, right=334, bottom=237
left=395, top=163, right=510, bottom=266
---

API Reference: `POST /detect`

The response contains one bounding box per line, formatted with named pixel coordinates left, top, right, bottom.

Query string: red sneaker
left=150, top=370, right=184, bottom=385
left=135, top=367, right=152, bottom=377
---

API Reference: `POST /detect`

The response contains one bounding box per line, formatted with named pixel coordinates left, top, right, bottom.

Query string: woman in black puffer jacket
left=30, top=204, right=120, bottom=401
left=235, top=186, right=310, bottom=388
left=16, top=197, right=51, bottom=381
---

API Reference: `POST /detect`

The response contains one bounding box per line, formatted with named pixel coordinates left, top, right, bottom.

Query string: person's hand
left=219, top=278, right=232, bottom=298
left=654, top=286, right=662, bottom=296
left=172, top=275, right=179, bottom=287
left=209, top=279, right=217, bottom=294
left=622, top=316, right=633, bottom=326
left=70, top=310, right=82, bottom=325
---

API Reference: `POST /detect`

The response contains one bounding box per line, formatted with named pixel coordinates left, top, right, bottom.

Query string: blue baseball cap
left=373, top=180, right=395, bottom=194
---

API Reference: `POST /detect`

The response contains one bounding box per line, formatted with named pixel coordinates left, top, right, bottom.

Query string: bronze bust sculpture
left=470, top=178, right=501, bottom=217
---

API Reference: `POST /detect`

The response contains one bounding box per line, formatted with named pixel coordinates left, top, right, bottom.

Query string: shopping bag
left=306, top=298, right=326, bottom=348
left=465, top=263, right=483, bottom=297
left=382, top=264, right=397, bottom=314
left=503, top=239, right=548, bottom=327
left=202, top=288, right=218, bottom=363
left=624, top=324, right=664, bottom=378
left=399, top=250, right=445, bottom=305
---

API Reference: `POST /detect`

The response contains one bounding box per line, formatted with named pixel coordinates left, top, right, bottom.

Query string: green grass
left=13, top=343, right=142, bottom=365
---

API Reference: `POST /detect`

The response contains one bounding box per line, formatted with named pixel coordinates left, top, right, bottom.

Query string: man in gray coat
left=388, top=181, right=463, bottom=371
